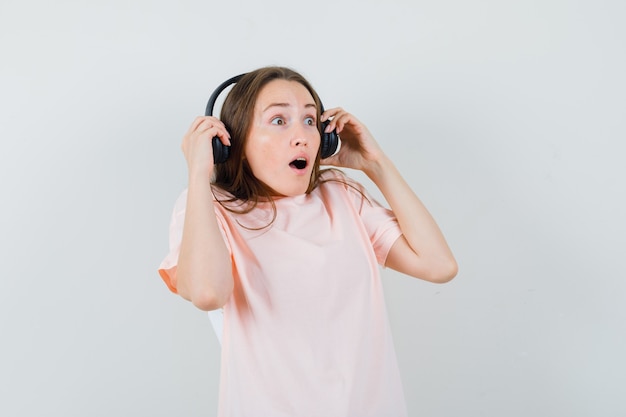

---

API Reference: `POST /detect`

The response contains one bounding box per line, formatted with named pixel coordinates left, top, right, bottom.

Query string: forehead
left=255, top=79, right=316, bottom=109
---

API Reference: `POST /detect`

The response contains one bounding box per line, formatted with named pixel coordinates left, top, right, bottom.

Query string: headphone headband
left=205, top=73, right=246, bottom=117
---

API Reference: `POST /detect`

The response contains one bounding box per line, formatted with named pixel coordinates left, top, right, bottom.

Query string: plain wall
left=1, top=0, right=625, bottom=415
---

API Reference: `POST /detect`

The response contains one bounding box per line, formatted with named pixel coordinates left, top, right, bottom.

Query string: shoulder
left=316, top=169, right=372, bottom=209
left=210, top=184, right=235, bottom=200
left=319, top=168, right=349, bottom=182
left=210, top=185, right=251, bottom=213
left=318, top=169, right=364, bottom=192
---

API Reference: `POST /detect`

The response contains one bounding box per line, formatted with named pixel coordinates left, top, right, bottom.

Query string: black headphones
left=205, top=73, right=339, bottom=164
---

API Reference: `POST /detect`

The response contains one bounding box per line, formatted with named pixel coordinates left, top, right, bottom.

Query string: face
left=244, top=79, right=321, bottom=197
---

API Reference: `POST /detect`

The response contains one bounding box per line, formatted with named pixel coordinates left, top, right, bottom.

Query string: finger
left=196, top=117, right=227, bottom=134
left=188, top=116, right=227, bottom=135
left=193, top=118, right=231, bottom=145
left=195, top=126, right=232, bottom=147
left=322, top=109, right=346, bottom=132
left=188, top=116, right=212, bottom=134
left=182, top=124, right=230, bottom=155
left=212, top=127, right=232, bottom=146
left=326, top=111, right=351, bottom=133
left=320, top=107, right=343, bottom=122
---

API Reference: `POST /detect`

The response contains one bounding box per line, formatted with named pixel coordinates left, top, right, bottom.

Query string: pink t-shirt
left=159, top=170, right=407, bottom=417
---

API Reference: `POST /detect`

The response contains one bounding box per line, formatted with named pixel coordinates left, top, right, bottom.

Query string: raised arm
left=176, top=116, right=234, bottom=310
left=321, top=109, right=457, bottom=283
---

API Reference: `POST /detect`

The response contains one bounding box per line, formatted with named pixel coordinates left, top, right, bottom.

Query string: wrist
left=188, top=168, right=213, bottom=188
left=363, top=153, right=394, bottom=183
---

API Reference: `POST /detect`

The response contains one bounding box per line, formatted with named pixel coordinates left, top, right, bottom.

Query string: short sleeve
left=158, top=190, right=188, bottom=293
left=325, top=170, right=403, bottom=265
left=157, top=189, right=232, bottom=294
left=357, top=188, right=403, bottom=266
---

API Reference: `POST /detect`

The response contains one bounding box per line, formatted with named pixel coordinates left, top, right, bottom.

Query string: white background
left=1, top=0, right=625, bottom=416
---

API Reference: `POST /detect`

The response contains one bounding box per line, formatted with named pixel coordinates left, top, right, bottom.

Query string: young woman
left=159, top=66, right=457, bottom=417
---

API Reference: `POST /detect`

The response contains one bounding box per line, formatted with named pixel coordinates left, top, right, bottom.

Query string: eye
left=271, top=117, right=285, bottom=126
left=304, top=117, right=315, bottom=126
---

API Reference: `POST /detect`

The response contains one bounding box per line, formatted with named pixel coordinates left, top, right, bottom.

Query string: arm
left=321, top=109, right=457, bottom=283
left=176, top=116, right=234, bottom=310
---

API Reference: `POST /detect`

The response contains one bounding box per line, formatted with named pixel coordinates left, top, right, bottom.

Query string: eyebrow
left=262, top=102, right=317, bottom=112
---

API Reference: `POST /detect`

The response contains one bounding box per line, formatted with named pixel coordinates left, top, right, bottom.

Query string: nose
left=291, top=137, right=307, bottom=147
left=290, top=124, right=309, bottom=148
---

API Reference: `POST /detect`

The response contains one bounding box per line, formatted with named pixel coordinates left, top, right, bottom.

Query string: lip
left=288, top=152, right=312, bottom=175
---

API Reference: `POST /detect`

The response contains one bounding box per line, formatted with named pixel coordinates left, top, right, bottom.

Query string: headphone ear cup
left=320, top=120, right=339, bottom=159
left=212, top=136, right=230, bottom=164
left=206, top=74, right=245, bottom=164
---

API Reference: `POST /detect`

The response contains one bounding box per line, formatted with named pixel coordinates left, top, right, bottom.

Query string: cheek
left=311, top=131, right=322, bottom=146
left=244, top=137, right=277, bottom=175
left=246, top=140, right=271, bottom=165
left=250, top=133, right=282, bottom=160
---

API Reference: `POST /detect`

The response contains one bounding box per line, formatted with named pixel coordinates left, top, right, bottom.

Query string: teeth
left=291, top=158, right=307, bottom=169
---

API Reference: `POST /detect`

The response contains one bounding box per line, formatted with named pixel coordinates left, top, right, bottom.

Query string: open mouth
left=289, top=157, right=308, bottom=170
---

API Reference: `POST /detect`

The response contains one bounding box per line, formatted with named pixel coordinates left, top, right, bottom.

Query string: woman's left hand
left=320, top=108, right=385, bottom=173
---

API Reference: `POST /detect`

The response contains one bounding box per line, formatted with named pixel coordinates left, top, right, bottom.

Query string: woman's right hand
left=181, top=116, right=231, bottom=178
